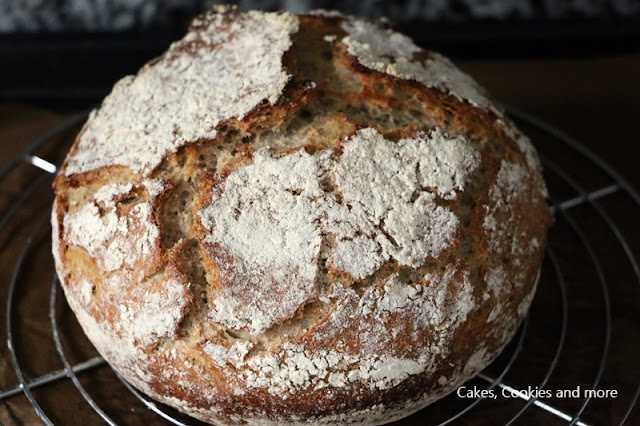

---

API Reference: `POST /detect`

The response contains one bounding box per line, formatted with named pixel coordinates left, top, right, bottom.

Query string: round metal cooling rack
left=1, top=106, right=639, bottom=425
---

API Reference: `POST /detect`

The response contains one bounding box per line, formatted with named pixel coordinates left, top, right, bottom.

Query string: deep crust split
left=51, top=6, right=552, bottom=425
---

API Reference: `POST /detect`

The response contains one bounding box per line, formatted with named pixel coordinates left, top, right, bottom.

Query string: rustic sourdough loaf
left=52, top=6, right=552, bottom=425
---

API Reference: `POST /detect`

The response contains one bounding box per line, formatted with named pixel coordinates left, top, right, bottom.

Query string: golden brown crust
left=52, top=7, right=552, bottom=425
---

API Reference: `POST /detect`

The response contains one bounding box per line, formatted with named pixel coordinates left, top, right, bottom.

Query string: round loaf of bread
left=52, top=6, right=552, bottom=425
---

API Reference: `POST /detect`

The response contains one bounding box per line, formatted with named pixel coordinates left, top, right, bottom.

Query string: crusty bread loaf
left=51, top=6, right=551, bottom=425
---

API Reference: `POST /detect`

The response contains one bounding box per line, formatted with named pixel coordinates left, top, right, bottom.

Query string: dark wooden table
left=1, top=54, right=638, bottom=425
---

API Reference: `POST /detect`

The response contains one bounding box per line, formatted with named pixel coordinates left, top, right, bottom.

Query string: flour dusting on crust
left=58, top=178, right=190, bottom=349
left=241, top=342, right=429, bottom=395
left=341, top=18, right=501, bottom=116
left=66, top=289, right=151, bottom=380
left=62, top=275, right=190, bottom=387
left=63, top=181, right=163, bottom=276
left=407, top=127, right=482, bottom=200
left=497, top=118, right=542, bottom=173
left=198, top=148, right=327, bottom=335
left=482, top=160, right=542, bottom=260
left=311, top=263, right=475, bottom=355
left=118, top=274, right=191, bottom=345
left=65, top=7, right=299, bottom=176
left=198, top=127, right=475, bottom=334
left=205, top=264, right=475, bottom=397
left=327, top=127, right=475, bottom=277
left=484, top=266, right=508, bottom=322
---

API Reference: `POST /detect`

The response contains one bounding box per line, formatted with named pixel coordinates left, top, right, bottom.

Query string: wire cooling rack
left=0, top=106, right=638, bottom=425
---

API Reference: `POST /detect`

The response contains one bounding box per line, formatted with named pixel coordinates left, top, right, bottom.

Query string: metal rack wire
left=1, top=106, right=638, bottom=425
